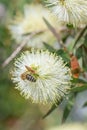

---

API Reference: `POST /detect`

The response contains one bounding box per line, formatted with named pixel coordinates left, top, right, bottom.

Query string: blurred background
left=0, top=0, right=87, bottom=130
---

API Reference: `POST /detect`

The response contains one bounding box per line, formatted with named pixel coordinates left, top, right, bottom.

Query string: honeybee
left=21, top=66, right=37, bottom=82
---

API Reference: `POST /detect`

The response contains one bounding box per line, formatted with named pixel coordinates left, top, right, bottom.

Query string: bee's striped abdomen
left=26, top=74, right=36, bottom=82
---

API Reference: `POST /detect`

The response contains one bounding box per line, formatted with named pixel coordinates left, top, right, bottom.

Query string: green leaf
left=56, top=49, right=70, bottom=65
left=42, top=99, right=62, bottom=119
left=83, top=33, right=87, bottom=48
left=72, top=78, right=87, bottom=84
left=76, top=46, right=82, bottom=59
left=66, top=24, right=73, bottom=28
left=71, top=84, right=87, bottom=93
left=83, top=102, right=87, bottom=107
left=73, top=25, right=87, bottom=48
left=43, top=42, right=56, bottom=53
left=43, top=44, right=70, bottom=65
left=82, top=46, right=87, bottom=71
left=43, top=17, right=54, bottom=31
left=62, top=97, right=74, bottom=123
left=43, top=17, right=60, bottom=42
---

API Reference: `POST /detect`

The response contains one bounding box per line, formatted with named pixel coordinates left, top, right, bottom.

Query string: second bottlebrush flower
left=45, top=0, right=87, bottom=26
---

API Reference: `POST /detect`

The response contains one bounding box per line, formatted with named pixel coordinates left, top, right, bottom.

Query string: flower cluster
left=45, top=0, right=87, bottom=26
left=11, top=50, right=71, bottom=104
left=8, top=4, right=59, bottom=48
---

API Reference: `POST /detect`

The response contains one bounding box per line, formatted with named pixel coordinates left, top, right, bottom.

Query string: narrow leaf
left=42, top=99, right=62, bottom=119
left=43, top=42, right=56, bottom=53
left=73, top=25, right=87, bottom=48
left=83, top=102, right=87, bottom=107
left=71, top=84, right=87, bottom=93
left=62, top=97, right=74, bottom=123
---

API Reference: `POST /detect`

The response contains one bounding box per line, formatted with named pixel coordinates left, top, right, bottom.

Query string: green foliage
left=43, top=42, right=56, bottom=53
left=56, top=49, right=70, bottom=65
left=42, top=99, right=63, bottom=119
left=62, top=96, right=75, bottom=123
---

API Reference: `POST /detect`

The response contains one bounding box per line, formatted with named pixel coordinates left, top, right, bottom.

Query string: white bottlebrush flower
left=8, top=4, right=58, bottom=48
left=46, top=0, right=87, bottom=26
left=11, top=50, right=71, bottom=104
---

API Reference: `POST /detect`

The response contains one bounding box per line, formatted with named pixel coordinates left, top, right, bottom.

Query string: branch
left=2, top=31, right=43, bottom=68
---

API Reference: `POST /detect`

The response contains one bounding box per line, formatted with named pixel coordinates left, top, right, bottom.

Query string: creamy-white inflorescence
left=11, top=50, right=71, bottom=104
left=8, top=4, right=59, bottom=48
left=46, top=0, right=87, bottom=26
